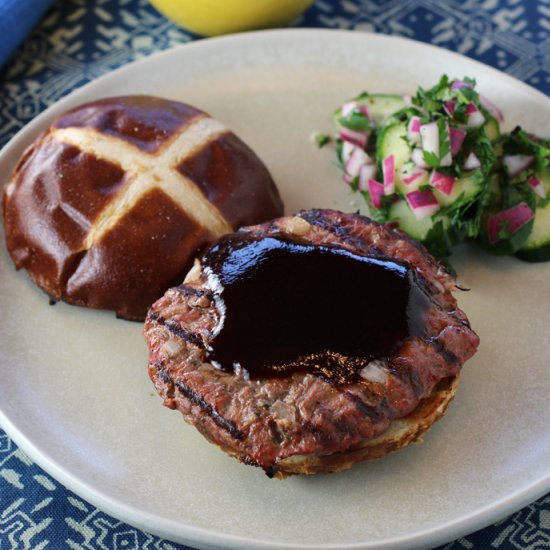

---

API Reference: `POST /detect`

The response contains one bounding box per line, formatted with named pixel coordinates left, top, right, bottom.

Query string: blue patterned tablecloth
left=1, top=1, right=549, bottom=549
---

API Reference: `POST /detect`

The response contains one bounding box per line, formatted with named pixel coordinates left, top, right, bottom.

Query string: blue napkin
left=0, top=0, right=55, bottom=68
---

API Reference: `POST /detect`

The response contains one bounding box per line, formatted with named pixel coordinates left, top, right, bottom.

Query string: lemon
left=149, top=0, right=315, bottom=36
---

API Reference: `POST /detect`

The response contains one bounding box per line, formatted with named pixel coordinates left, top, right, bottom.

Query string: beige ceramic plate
left=0, top=29, right=549, bottom=550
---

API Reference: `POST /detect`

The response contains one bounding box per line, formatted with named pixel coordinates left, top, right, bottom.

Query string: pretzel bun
left=2, top=96, right=284, bottom=320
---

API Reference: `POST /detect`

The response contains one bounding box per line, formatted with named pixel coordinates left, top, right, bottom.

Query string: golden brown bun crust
left=2, top=96, right=283, bottom=320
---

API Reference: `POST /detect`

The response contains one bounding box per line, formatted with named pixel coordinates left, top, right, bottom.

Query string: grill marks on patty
left=152, top=357, right=244, bottom=441
left=144, top=209, right=479, bottom=475
left=299, top=209, right=456, bottom=308
left=147, top=309, right=206, bottom=349
left=175, top=380, right=244, bottom=441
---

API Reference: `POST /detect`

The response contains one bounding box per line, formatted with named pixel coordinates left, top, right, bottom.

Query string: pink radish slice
left=368, top=179, right=385, bottom=208
left=487, top=202, right=535, bottom=244
left=464, top=152, right=481, bottom=171
left=449, top=127, right=466, bottom=155
left=420, top=122, right=439, bottom=157
left=451, top=80, right=472, bottom=90
left=382, top=155, right=395, bottom=195
left=479, top=94, right=504, bottom=122
left=342, top=101, right=370, bottom=119
left=358, top=164, right=378, bottom=192
left=403, top=94, right=413, bottom=106
left=408, top=116, right=422, bottom=144
left=400, top=162, right=428, bottom=186
left=444, top=100, right=456, bottom=116
left=341, top=141, right=355, bottom=164
left=345, top=147, right=371, bottom=178
left=343, top=172, right=353, bottom=185
left=466, top=103, right=485, bottom=128
left=528, top=175, right=546, bottom=199
left=339, top=128, right=368, bottom=148
left=405, top=189, right=440, bottom=220
left=342, top=101, right=357, bottom=116
left=503, top=154, right=534, bottom=177
left=429, top=171, right=456, bottom=196
left=403, top=172, right=426, bottom=186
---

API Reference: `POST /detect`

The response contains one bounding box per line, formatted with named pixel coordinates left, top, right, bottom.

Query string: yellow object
left=149, top=0, right=315, bottom=36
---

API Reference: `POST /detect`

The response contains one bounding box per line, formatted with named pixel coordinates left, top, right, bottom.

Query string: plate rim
left=1, top=27, right=549, bottom=550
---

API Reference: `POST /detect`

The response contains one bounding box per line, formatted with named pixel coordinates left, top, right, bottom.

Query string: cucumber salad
left=329, top=75, right=550, bottom=263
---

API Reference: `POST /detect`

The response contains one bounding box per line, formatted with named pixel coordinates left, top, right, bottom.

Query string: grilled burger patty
left=143, top=209, right=479, bottom=478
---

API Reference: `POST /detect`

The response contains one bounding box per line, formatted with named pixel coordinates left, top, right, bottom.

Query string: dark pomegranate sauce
left=202, top=234, right=430, bottom=384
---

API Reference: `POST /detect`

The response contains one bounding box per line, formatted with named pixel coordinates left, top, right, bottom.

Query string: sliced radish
left=503, top=154, right=534, bottom=177
left=528, top=175, right=546, bottom=199
left=341, top=101, right=357, bottom=116
left=411, top=148, right=429, bottom=169
left=466, top=103, right=485, bottom=128
left=487, top=202, right=534, bottom=244
left=463, top=152, right=481, bottom=171
left=341, top=141, right=355, bottom=165
left=406, top=189, right=439, bottom=220
left=358, top=164, right=378, bottom=192
left=345, top=147, right=371, bottom=178
left=479, top=94, right=504, bottom=123
left=342, top=101, right=369, bottom=119
left=451, top=80, right=472, bottom=90
left=403, top=94, right=413, bottom=106
left=443, top=100, right=456, bottom=117
left=429, top=171, right=456, bottom=196
left=339, top=128, right=368, bottom=149
left=368, top=179, right=385, bottom=208
left=343, top=172, right=353, bottom=185
left=408, top=116, right=422, bottom=144
left=449, top=127, right=466, bottom=155
left=382, top=154, right=395, bottom=195
left=420, top=121, right=439, bottom=158
left=400, top=161, right=429, bottom=187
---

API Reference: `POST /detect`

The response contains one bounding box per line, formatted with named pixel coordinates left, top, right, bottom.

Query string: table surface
left=0, top=1, right=549, bottom=549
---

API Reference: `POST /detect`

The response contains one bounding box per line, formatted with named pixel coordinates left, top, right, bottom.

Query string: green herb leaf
left=313, top=133, right=331, bottom=148
left=438, top=119, right=451, bottom=163
left=422, top=150, right=440, bottom=168
left=338, top=110, right=371, bottom=132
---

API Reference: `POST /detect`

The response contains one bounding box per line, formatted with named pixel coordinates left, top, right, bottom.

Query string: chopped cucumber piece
left=516, top=170, right=550, bottom=261
left=433, top=170, right=484, bottom=207
left=388, top=199, right=435, bottom=241
left=334, top=94, right=406, bottom=132
left=483, top=115, right=500, bottom=142
left=399, top=161, right=429, bottom=193
left=377, top=121, right=414, bottom=192
left=357, top=94, right=407, bottom=126
left=516, top=203, right=550, bottom=261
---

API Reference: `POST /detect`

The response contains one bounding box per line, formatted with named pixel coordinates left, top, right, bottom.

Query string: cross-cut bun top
left=2, top=95, right=284, bottom=320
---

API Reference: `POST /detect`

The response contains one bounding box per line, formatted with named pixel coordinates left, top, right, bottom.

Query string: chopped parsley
left=328, top=74, right=550, bottom=262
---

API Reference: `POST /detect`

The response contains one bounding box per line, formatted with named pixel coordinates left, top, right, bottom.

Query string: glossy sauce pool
left=202, top=234, right=430, bottom=384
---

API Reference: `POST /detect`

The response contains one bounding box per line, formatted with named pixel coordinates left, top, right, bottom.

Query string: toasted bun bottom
left=269, top=375, right=459, bottom=478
